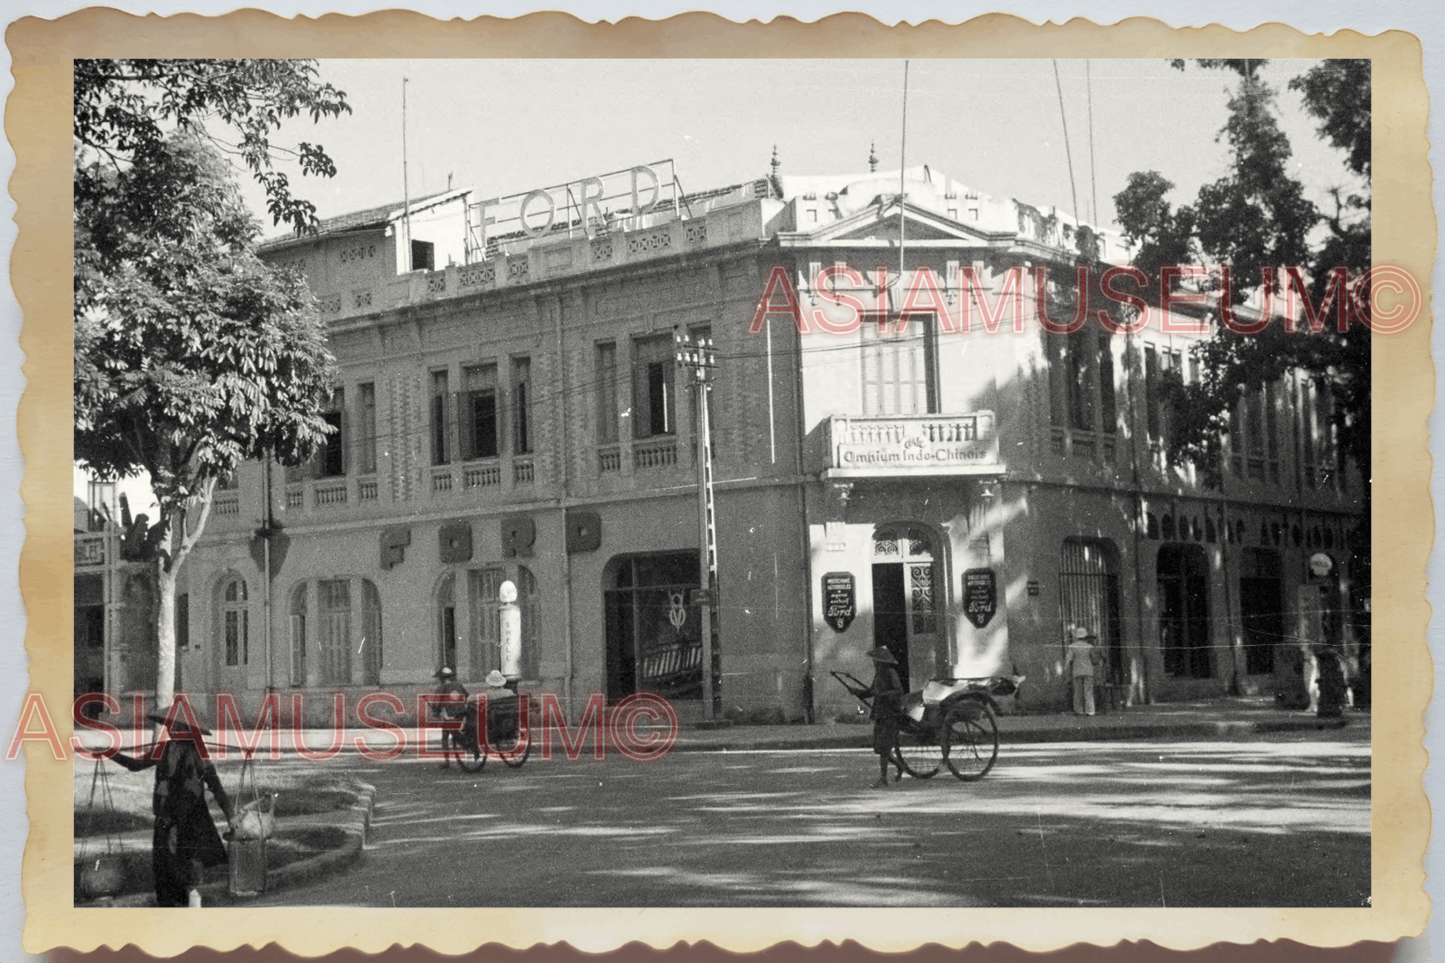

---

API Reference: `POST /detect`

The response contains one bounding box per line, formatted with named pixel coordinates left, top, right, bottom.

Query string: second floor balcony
left=823, top=412, right=1001, bottom=479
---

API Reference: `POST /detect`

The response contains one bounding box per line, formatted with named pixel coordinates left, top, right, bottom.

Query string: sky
left=246, top=58, right=1364, bottom=242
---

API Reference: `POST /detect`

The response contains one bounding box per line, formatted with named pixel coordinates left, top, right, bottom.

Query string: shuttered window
left=596, top=342, right=619, bottom=444
left=861, top=314, right=935, bottom=415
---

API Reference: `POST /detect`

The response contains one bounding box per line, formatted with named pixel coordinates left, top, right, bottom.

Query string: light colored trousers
left=1072, top=676, right=1096, bottom=715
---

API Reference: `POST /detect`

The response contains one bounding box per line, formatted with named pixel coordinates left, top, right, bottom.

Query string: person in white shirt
left=1064, top=626, right=1100, bottom=716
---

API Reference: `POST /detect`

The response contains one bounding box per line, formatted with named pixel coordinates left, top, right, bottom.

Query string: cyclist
left=433, top=667, right=469, bottom=769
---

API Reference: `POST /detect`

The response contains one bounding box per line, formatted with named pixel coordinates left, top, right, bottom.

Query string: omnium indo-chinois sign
left=826, top=412, right=1001, bottom=477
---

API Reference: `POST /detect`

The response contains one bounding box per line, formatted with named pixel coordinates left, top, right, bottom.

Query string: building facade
left=105, top=159, right=1363, bottom=725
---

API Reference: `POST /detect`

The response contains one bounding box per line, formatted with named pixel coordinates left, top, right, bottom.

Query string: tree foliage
left=75, top=60, right=349, bottom=709
left=76, top=134, right=337, bottom=507
left=1113, top=60, right=1371, bottom=495
left=74, top=59, right=350, bottom=234
left=76, top=129, right=339, bottom=711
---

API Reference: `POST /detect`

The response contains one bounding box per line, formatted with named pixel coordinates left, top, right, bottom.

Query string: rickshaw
left=831, top=671, right=1021, bottom=781
left=440, top=690, right=531, bottom=773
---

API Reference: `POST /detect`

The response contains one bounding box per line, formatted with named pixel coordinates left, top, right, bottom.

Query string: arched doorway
left=1239, top=548, right=1283, bottom=677
left=1059, top=538, right=1123, bottom=684
left=1158, top=544, right=1212, bottom=679
left=870, top=526, right=940, bottom=690
left=603, top=552, right=701, bottom=704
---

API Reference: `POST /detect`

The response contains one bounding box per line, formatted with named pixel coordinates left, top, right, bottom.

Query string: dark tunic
left=1315, top=647, right=1348, bottom=717
left=869, top=664, right=904, bottom=755
left=434, top=680, right=471, bottom=748
left=113, top=735, right=232, bottom=907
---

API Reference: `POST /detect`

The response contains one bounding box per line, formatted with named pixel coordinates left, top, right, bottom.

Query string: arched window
left=287, top=577, right=382, bottom=687
left=361, top=579, right=382, bottom=686
left=468, top=568, right=506, bottom=681
left=288, top=583, right=307, bottom=686
left=461, top=565, right=539, bottom=682
left=222, top=578, right=249, bottom=668
left=317, top=579, right=351, bottom=685
left=437, top=573, right=457, bottom=673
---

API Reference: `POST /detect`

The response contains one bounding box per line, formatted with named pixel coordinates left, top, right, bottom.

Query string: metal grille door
left=1058, top=539, right=1123, bottom=683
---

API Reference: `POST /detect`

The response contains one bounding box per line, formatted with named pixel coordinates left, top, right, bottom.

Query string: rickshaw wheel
left=451, top=730, right=487, bottom=773
left=497, top=733, right=531, bottom=768
left=893, top=728, right=942, bottom=779
left=941, top=697, right=999, bottom=781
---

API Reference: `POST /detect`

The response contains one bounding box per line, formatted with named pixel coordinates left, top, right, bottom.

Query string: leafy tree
left=75, top=132, right=337, bottom=712
left=74, top=59, right=350, bottom=234
left=1113, top=59, right=1371, bottom=489
left=1113, top=59, right=1373, bottom=656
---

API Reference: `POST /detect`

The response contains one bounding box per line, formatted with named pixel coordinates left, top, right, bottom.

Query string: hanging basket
left=228, top=836, right=268, bottom=898
left=76, top=756, right=128, bottom=900
left=228, top=753, right=272, bottom=898
left=77, top=854, right=128, bottom=900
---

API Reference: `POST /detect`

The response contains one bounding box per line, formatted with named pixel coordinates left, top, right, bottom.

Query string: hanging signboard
left=963, top=568, right=998, bottom=629
left=823, top=572, right=856, bottom=632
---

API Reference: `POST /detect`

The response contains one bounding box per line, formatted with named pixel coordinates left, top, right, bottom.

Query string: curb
left=80, top=782, right=376, bottom=908
left=669, top=714, right=1359, bottom=752
left=216, top=780, right=376, bottom=905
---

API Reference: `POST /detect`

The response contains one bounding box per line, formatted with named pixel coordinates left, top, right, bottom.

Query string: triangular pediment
left=799, top=197, right=1010, bottom=245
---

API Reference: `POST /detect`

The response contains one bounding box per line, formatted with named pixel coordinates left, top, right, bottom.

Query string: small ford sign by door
left=823, top=572, right=856, bottom=632
left=963, top=568, right=998, bottom=629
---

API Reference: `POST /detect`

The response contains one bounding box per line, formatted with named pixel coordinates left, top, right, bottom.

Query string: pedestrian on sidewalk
left=867, top=646, right=905, bottom=788
left=1313, top=643, right=1348, bottom=718
left=107, top=705, right=234, bottom=908
left=1065, top=627, right=1100, bottom=716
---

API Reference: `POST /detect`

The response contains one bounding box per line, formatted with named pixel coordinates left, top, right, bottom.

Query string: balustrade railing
left=633, top=437, right=678, bottom=469
left=314, top=480, right=348, bottom=506
left=463, top=463, right=501, bottom=489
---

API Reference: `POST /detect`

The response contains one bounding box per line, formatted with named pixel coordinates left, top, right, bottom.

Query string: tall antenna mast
left=402, top=76, right=412, bottom=270
left=896, top=60, right=909, bottom=318
left=1051, top=59, right=1081, bottom=235
left=1086, top=60, right=1099, bottom=226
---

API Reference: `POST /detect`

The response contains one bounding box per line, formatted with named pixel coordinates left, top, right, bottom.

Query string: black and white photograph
left=25, top=13, right=1431, bottom=956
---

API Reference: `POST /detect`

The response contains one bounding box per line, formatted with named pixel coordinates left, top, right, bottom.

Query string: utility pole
left=676, top=331, right=719, bottom=719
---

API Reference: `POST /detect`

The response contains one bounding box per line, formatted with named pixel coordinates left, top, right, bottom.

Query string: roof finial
left=770, top=145, right=780, bottom=176
left=868, top=141, right=878, bottom=173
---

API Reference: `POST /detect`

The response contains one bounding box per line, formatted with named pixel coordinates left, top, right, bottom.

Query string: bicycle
left=441, top=693, right=532, bottom=773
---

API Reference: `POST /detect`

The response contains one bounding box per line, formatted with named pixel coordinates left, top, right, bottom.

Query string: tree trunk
left=152, top=490, right=215, bottom=717
left=155, top=560, right=178, bottom=714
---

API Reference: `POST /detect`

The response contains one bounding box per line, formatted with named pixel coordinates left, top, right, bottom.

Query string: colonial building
left=101, top=156, right=1363, bottom=724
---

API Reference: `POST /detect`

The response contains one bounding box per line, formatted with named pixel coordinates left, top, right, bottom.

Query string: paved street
left=252, top=729, right=1369, bottom=908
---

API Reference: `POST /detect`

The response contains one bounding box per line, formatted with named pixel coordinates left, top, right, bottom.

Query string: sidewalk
left=670, top=697, right=1367, bottom=753
left=74, top=697, right=1368, bottom=759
